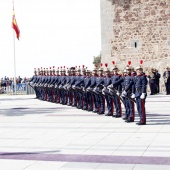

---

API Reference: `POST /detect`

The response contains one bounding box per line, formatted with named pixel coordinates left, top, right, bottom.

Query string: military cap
left=56, top=67, right=60, bottom=73
left=70, top=67, right=76, bottom=72
left=93, top=65, right=98, bottom=71
left=77, top=66, right=81, bottom=72
left=126, top=61, right=132, bottom=70
left=82, top=65, right=86, bottom=72
left=34, top=68, right=37, bottom=74
left=63, top=66, right=66, bottom=72
left=135, top=60, right=143, bottom=70
left=111, top=61, right=118, bottom=70
left=98, top=63, right=103, bottom=71
left=165, top=65, right=169, bottom=69
left=123, top=69, right=127, bottom=73
left=104, top=63, right=110, bottom=72
left=52, top=66, right=55, bottom=72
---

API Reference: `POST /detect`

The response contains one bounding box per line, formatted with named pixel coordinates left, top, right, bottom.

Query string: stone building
left=100, top=0, right=170, bottom=91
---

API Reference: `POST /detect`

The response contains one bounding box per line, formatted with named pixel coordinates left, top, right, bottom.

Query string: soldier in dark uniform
left=94, top=64, right=105, bottom=115
left=59, top=66, right=67, bottom=105
left=121, top=69, right=128, bottom=119
left=34, top=68, right=42, bottom=99
left=132, top=63, right=148, bottom=125
left=73, top=66, right=83, bottom=109
left=37, top=68, right=45, bottom=100
left=88, top=66, right=98, bottom=113
left=65, top=67, right=72, bottom=106
left=42, top=68, right=50, bottom=101
left=81, top=65, right=86, bottom=109
left=57, top=67, right=63, bottom=103
left=116, top=62, right=135, bottom=122
left=29, top=68, right=38, bottom=98
left=47, top=66, right=56, bottom=102
left=109, top=61, right=122, bottom=118
left=46, top=67, right=53, bottom=102
left=69, top=67, right=77, bottom=107
left=83, top=69, right=92, bottom=111
left=53, top=67, right=61, bottom=103
left=163, top=66, right=170, bottom=95
left=73, top=66, right=87, bottom=109
left=103, top=64, right=113, bottom=116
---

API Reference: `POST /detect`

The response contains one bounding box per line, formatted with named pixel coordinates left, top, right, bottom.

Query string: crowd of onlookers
left=0, top=76, right=31, bottom=93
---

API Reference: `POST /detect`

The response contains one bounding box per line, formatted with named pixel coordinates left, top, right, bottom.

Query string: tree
left=93, top=53, right=101, bottom=68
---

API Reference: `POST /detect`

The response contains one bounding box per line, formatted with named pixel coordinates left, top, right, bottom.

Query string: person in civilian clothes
left=155, top=69, right=160, bottom=94
left=163, top=66, right=170, bottom=95
left=147, top=67, right=156, bottom=95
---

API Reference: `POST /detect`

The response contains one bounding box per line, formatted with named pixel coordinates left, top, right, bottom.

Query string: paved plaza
left=0, top=94, right=170, bottom=170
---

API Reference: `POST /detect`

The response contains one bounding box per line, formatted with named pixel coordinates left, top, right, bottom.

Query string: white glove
left=86, top=87, right=91, bottom=92
left=108, top=84, right=113, bottom=89
left=102, top=88, right=105, bottom=93
left=72, top=85, right=75, bottom=89
left=131, top=93, right=135, bottom=99
left=93, top=87, right=97, bottom=92
left=121, top=90, right=127, bottom=97
left=140, top=93, right=146, bottom=99
left=116, top=91, right=120, bottom=96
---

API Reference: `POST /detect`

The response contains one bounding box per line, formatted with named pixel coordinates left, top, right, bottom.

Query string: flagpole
left=13, top=0, right=17, bottom=94
left=13, top=29, right=17, bottom=94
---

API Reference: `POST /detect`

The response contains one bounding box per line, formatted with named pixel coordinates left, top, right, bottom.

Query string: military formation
left=29, top=60, right=150, bottom=125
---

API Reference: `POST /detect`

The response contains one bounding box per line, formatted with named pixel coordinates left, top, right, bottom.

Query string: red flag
left=12, top=8, right=20, bottom=40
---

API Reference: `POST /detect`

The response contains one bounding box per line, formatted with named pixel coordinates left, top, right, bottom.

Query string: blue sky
left=0, top=0, right=101, bottom=78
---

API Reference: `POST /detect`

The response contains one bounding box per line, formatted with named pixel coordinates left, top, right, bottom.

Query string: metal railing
left=2, top=83, right=35, bottom=95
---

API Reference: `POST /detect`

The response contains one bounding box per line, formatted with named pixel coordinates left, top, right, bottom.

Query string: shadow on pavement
left=145, top=113, right=170, bottom=125
left=0, top=97, right=35, bottom=101
left=0, top=150, right=60, bottom=156
left=0, top=107, right=75, bottom=116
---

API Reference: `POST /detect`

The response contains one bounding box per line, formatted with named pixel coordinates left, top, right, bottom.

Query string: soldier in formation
left=29, top=60, right=149, bottom=125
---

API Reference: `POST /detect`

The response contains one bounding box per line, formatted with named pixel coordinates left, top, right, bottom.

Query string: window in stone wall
left=131, top=40, right=140, bottom=51
left=131, top=40, right=139, bottom=49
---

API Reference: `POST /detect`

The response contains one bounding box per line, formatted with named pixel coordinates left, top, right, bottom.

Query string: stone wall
left=100, top=0, right=170, bottom=91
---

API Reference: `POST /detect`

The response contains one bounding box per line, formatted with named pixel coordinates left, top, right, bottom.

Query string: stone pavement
left=0, top=94, right=170, bottom=170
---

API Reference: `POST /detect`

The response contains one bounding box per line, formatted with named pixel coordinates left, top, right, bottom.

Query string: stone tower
left=100, top=0, right=170, bottom=84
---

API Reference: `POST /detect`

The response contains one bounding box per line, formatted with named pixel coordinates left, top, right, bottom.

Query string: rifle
left=104, top=88, right=126, bottom=106
left=85, top=87, right=105, bottom=98
left=28, top=82, right=34, bottom=89
left=107, top=87, right=136, bottom=103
